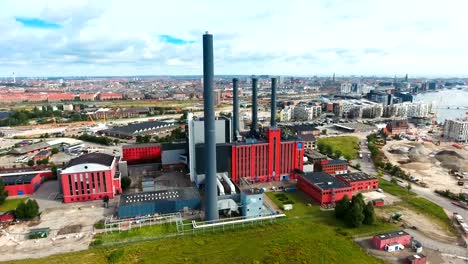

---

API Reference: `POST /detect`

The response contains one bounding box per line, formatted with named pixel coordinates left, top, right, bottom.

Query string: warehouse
left=122, top=143, right=161, bottom=165
left=9, top=142, right=50, bottom=156
left=60, top=153, right=122, bottom=203
left=101, top=121, right=177, bottom=139
left=296, top=171, right=353, bottom=206
left=372, top=230, right=412, bottom=250
left=316, top=159, right=348, bottom=175
left=335, top=172, right=379, bottom=192
left=117, top=187, right=201, bottom=219
left=0, top=171, right=53, bottom=196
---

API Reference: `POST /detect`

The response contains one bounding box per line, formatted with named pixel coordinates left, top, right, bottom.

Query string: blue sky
left=1, top=0, right=467, bottom=77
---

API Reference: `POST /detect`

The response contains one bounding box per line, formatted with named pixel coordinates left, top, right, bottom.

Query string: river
left=414, top=88, right=468, bottom=123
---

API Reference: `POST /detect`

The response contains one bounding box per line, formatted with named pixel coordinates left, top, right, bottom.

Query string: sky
left=1, top=0, right=468, bottom=77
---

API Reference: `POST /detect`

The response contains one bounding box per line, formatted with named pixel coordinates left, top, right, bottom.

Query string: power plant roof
left=66, top=153, right=115, bottom=167
left=120, top=187, right=200, bottom=206
left=301, top=172, right=350, bottom=190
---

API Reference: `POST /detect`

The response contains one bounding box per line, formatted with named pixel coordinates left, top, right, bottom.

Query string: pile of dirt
left=407, top=144, right=431, bottom=162
left=57, top=224, right=82, bottom=235
left=435, top=150, right=466, bottom=171
left=388, top=145, right=411, bottom=154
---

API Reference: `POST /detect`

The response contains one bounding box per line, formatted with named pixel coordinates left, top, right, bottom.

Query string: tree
left=317, top=142, right=325, bottom=153
left=334, top=150, right=342, bottom=159
left=377, top=170, right=384, bottom=177
left=27, top=159, right=34, bottom=167
left=51, top=147, right=59, bottom=155
left=51, top=165, right=58, bottom=179
left=321, top=129, right=327, bottom=135
left=15, top=199, right=40, bottom=220
left=406, top=183, right=412, bottom=192
left=0, top=178, right=8, bottom=205
left=135, top=135, right=143, bottom=144
left=355, top=163, right=361, bottom=170
left=347, top=201, right=365, bottom=227
left=121, top=176, right=131, bottom=190
left=344, top=154, right=352, bottom=162
left=334, top=195, right=350, bottom=219
left=325, top=145, right=333, bottom=156
left=363, top=202, right=376, bottom=225
left=390, top=177, right=398, bottom=184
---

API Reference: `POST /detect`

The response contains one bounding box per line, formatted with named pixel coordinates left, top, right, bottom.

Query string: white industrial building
left=279, top=106, right=294, bottom=122
left=293, top=105, right=322, bottom=121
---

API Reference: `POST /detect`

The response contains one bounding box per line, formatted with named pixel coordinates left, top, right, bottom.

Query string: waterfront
left=414, top=88, right=468, bottom=123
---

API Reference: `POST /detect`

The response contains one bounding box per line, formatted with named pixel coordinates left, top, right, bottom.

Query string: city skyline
left=1, top=0, right=468, bottom=77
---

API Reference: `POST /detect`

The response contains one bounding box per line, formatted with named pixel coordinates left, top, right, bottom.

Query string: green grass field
left=4, top=192, right=395, bottom=264
left=317, top=136, right=360, bottom=159
left=0, top=198, right=27, bottom=213
left=379, top=180, right=455, bottom=235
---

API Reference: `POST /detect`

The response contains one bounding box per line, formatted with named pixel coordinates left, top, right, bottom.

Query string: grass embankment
left=317, top=136, right=360, bottom=159
left=5, top=192, right=395, bottom=264
left=92, top=223, right=177, bottom=246
left=0, top=198, right=27, bottom=213
left=379, top=180, right=455, bottom=235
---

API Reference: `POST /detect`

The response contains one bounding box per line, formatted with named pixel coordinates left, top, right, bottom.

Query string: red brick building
left=33, top=150, right=51, bottom=163
left=386, top=120, right=409, bottom=135
left=296, top=172, right=353, bottom=206
left=372, top=230, right=412, bottom=250
left=1, top=171, right=53, bottom=196
left=317, top=159, right=348, bottom=175
left=60, top=153, right=121, bottom=203
left=48, top=93, right=76, bottom=102
left=335, top=172, right=379, bottom=192
left=122, top=144, right=162, bottom=165
left=79, top=94, right=96, bottom=101
left=98, top=92, right=123, bottom=101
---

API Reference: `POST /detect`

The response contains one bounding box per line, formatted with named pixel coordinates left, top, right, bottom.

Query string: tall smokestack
left=202, top=32, right=218, bottom=221
left=251, top=78, right=258, bottom=137
left=270, top=78, right=277, bottom=128
left=232, top=78, right=240, bottom=140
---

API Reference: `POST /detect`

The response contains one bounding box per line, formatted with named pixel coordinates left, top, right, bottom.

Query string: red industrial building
left=60, top=153, right=121, bottom=203
left=231, top=128, right=304, bottom=183
left=98, top=92, right=123, bottom=101
left=386, top=120, right=409, bottom=135
left=47, top=93, right=76, bottom=102
left=336, top=172, right=379, bottom=192
left=122, top=143, right=161, bottom=165
left=372, top=230, right=412, bottom=250
left=296, top=172, right=353, bottom=205
left=33, top=149, right=51, bottom=163
left=317, top=159, right=348, bottom=175
left=0, top=171, right=53, bottom=196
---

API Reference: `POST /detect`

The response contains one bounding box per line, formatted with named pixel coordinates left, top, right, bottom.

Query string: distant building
left=33, top=149, right=51, bottom=163
left=79, top=94, right=96, bottom=101
left=98, top=92, right=123, bottom=101
left=63, top=104, right=73, bottom=111
left=101, top=121, right=177, bottom=139
left=293, top=105, right=322, bottom=121
left=316, top=159, right=348, bottom=175
left=444, top=119, right=468, bottom=142
left=279, top=106, right=294, bottom=121
left=386, top=120, right=409, bottom=135
left=60, top=153, right=122, bottom=203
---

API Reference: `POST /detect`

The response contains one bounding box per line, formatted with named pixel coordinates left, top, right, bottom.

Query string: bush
left=107, top=249, right=124, bottom=264
left=121, top=176, right=131, bottom=190
left=51, top=147, right=59, bottom=154
left=334, top=195, right=350, bottom=219
left=0, top=179, right=8, bottom=205
left=15, top=199, right=40, bottom=220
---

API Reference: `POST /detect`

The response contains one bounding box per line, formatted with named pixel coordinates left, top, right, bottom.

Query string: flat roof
left=1, top=173, right=39, bottom=185
left=122, top=143, right=160, bottom=149
left=301, top=172, right=350, bottom=190
left=374, top=230, right=410, bottom=240
left=120, top=187, right=200, bottom=206
left=305, top=150, right=327, bottom=159
left=105, top=121, right=175, bottom=135
left=66, top=153, right=115, bottom=168
left=325, top=159, right=348, bottom=166
left=338, top=172, right=376, bottom=182
left=10, top=142, right=50, bottom=155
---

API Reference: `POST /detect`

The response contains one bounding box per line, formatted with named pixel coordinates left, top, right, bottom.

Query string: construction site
left=383, top=140, right=468, bottom=193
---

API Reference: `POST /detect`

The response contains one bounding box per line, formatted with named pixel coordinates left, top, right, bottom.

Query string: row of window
left=66, top=171, right=108, bottom=197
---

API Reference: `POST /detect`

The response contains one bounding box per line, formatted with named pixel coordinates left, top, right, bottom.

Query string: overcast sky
left=1, top=0, right=467, bottom=77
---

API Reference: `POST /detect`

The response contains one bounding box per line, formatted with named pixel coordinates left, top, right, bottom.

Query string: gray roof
left=337, top=172, right=376, bottom=182
left=300, top=172, right=350, bottom=190
left=120, top=187, right=200, bottom=206
left=374, top=230, right=410, bottom=240
left=325, top=159, right=348, bottom=166
left=9, top=142, right=50, bottom=155
left=66, top=153, right=115, bottom=168
left=1, top=173, right=38, bottom=185
left=122, top=143, right=160, bottom=149
left=104, top=121, right=175, bottom=136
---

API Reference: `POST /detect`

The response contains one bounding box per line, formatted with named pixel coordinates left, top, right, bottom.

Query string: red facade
left=60, top=165, right=121, bottom=203
left=336, top=176, right=379, bottom=192
left=372, top=232, right=412, bottom=250
left=296, top=175, right=353, bottom=205
left=231, top=128, right=304, bottom=184
left=318, top=160, right=348, bottom=175
left=98, top=92, right=123, bottom=100
left=4, top=171, right=52, bottom=196
left=122, top=144, right=161, bottom=165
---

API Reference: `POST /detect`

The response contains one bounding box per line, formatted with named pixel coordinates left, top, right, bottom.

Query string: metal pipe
left=232, top=78, right=240, bottom=140
left=271, top=77, right=277, bottom=128
left=202, top=32, right=218, bottom=221
left=251, top=77, right=258, bottom=137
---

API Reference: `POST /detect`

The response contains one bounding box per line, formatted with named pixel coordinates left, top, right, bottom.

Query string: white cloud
left=0, top=0, right=467, bottom=77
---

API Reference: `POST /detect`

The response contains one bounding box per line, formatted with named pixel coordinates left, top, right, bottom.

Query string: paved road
left=404, top=229, right=468, bottom=258
left=356, top=136, right=468, bottom=220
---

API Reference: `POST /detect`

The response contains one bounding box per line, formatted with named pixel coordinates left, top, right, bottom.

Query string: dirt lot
left=362, top=190, right=401, bottom=206
left=376, top=204, right=456, bottom=244
left=383, top=140, right=468, bottom=193
left=0, top=203, right=112, bottom=262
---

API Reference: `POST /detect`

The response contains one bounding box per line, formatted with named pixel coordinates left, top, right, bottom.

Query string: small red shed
left=407, top=254, right=426, bottom=264
left=372, top=230, right=412, bottom=250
